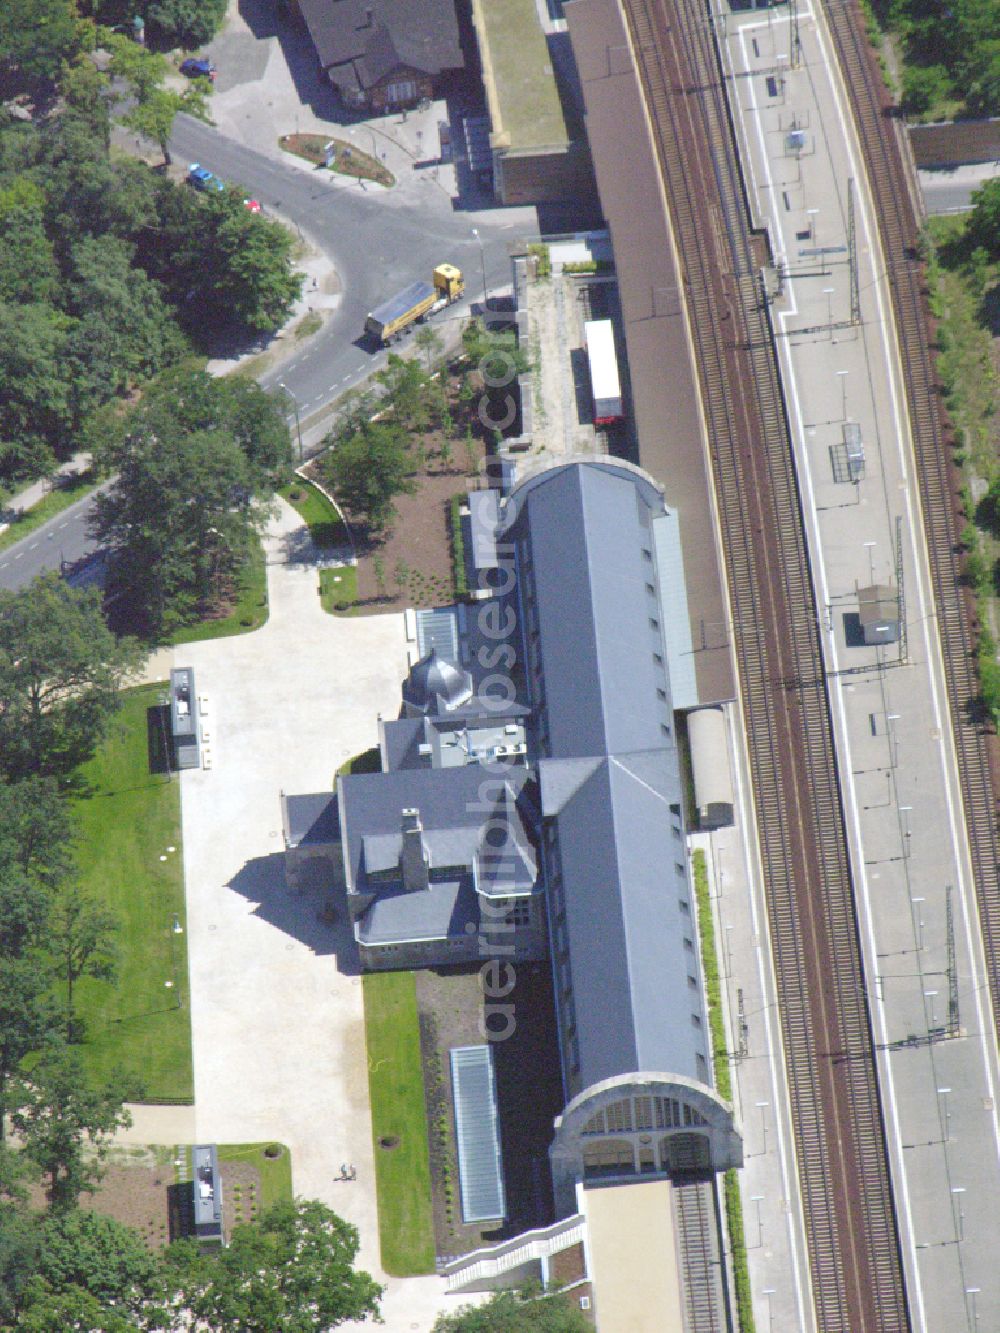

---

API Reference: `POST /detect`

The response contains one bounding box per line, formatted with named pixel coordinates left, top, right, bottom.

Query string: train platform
left=714, top=0, right=1000, bottom=1327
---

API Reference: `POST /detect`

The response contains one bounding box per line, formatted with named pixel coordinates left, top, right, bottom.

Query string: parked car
left=187, top=163, right=225, bottom=192
left=180, top=58, right=216, bottom=81
left=243, top=198, right=262, bottom=213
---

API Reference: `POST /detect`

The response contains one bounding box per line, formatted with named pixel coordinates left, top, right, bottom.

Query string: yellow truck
left=365, top=264, right=464, bottom=345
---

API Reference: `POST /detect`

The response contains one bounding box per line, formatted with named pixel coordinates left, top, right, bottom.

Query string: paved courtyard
left=123, top=501, right=464, bottom=1329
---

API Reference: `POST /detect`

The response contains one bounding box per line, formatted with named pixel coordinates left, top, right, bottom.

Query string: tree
left=415, top=324, right=443, bottom=370
left=48, top=888, right=119, bottom=1039
left=0, top=1204, right=41, bottom=1327
left=321, top=418, right=416, bottom=534
left=11, top=1047, right=137, bottom=1212
left=146, top=0, right=228, bottom=48
left=65, top=234, right=186, bottom=412
left=106, top=34, right=209, bottom=166
left=35, top=1210, right=160, bottom=1315
left=0, top=776, right=73, bottom=889
left=432, top=1286, right=592, bottom=1332
left=0, top=180, right=60, bottom=308
left=0, top=958, right=60, bottom=1142
left=167, top=1199, right=382, bottom=1331
left=93, top=417, right=264, bottom=637
left=0, top=302, right=72, bottom=483
left=17, top=1280, right=140, bottom=1332
left=968, top=177, right=1000, bottom=258
left=0, top=573, right=140, bottom=781
left=126, top=368, right=293, bottom=490
left=146, top=187, right=302, bottom=338
left=900, top=64, right=951, bottom=116
left=0, top=0, right=85, bottom=83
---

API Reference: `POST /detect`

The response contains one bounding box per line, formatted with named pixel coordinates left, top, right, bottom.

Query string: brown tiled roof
left=298, top=0, right=463, bottom=91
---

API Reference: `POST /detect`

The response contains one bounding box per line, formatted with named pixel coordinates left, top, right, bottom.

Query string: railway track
left=819, top=0, right=1000, bottom=1045
left=618, top=0, right=909, bottom=1326
left=674, top=1176, right=729, bottom=1332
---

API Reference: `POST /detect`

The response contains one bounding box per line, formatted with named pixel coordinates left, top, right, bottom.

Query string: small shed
left=450, top=1045, right=506, bottom=1225
left=858, top=583, right=900, bottom=645
left=687, top=706, right=734, bottom=829
left=169, top=668, right=200, bottom=770
left=191, top=1144, right=223, bottom=1246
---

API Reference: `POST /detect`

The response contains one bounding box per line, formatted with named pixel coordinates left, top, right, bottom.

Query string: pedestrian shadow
left=226, top=852, right=362, bottom=972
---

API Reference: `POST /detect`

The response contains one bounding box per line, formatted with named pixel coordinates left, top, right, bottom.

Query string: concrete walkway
left=115, top=500, right=464, bottom=1329
left=0, top=453, right=91, bottom=533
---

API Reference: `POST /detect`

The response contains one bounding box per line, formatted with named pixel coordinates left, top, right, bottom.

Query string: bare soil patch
left=305, top=364, right=492, bottom=616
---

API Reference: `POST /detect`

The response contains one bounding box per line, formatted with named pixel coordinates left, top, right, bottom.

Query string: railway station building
left=282, top=458, right=741, bottom=1250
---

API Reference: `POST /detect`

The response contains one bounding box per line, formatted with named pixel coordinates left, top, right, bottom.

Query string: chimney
left=400, top=808, right=429, bottom=892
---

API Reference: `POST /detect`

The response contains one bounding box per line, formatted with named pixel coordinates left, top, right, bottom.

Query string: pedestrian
left=349, top=1164, right=357, bottom=1180
left=340, top=1162, right=348, bottom=1180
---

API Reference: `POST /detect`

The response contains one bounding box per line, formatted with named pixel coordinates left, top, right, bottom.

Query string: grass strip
left=0, top=473, right=98, bottom=554
left=218, top=1143, right=294, bottom=1212
left=319, top=563, right=358, bottom=614
left=449, top=494, right=468, bottom=598
left=362, top=971, right=435, bottom=1275
left=72, top=683, right=193, bottom=1102
left=280, top=479, right=351, bottom=548
left=169, top=542, right=267, bottom=644
left=692, top=849, right=755, bottom=1331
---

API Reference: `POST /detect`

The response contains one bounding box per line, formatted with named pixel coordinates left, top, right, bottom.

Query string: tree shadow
left=226, top=851, right=362, bottom=972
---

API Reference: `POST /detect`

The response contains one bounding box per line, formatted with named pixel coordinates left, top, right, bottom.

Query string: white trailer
left=584, top=318, right=623, bottom=424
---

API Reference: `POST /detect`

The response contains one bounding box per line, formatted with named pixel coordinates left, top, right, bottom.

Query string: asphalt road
left=169, top=115, right=533, bottom=415
left=0, top=117, right=539, bottom=591
left=0, top=484, right=112, bottom=592
left=919, top=165, right=1000, bottom=215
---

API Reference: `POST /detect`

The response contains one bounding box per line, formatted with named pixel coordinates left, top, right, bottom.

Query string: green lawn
left=170, top=542, right=268, bottom=645
left=71, top=684, right=193, bottom=1102
left=0, top=472, right=98, bottom=554
left=319, top=563, right=358, bottom=614
left=363, top=971, right=435, bottom=1275
left=218, top=1143, right=294, bottom=1211
left=280, top=479, right=351, bottom=548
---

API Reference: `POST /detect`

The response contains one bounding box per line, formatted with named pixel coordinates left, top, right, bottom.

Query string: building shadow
left=238, top=0, right=347, bottom=125
left=147, top=703, right=174, bottom=775
left=226, top=851, right=362, bottom=972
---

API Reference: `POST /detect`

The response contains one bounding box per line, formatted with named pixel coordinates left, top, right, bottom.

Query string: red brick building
left=297, top=0, right=464, bottom=112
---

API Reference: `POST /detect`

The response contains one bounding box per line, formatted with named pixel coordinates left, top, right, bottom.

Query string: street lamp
left=937, top=1085, right=952, bottom=1140
left=836, top=369, right=849, bottom=421
left=471, top=227, right=489, bottom=310
left=278, top=381, right=304, bottom=463
left=966, top=1287, right=980, bottom=1325
left=755, top=1100, right=770, bottom=1156
left=952, top=1186, right=966, bottom=1242
left=750, top=1193, right=765, bottom=1248
left=911, top=896, right=926, bottom=951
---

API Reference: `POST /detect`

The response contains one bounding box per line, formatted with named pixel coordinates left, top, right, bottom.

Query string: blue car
left=180, top=58, right=216, bottom=81
left=187, top=163, right=225, bottom=193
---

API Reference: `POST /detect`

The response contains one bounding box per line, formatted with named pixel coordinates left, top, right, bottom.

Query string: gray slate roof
left=339, top=764, right=538, bottom=945
left=298, top=0, right=463, bottom=91
left=500, top=462, right=710, bottom=1090
left=283, top=792, right=340, bottom=849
